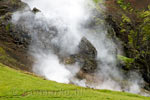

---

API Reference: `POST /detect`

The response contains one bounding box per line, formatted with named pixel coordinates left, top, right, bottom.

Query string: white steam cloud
left=11, top=0, right=146, bottom=95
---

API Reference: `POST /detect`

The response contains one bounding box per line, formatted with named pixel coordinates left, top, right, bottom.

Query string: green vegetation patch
left=0, top=63, right=149, bottom=100
left=117, top=55, right=135, bottom=69
left=0, top=47, right=18, bottom=67
left=117, top=0, right=131, bottom=10
left=0, top=47, right=6, bottom=55
left=93, top=0, right=103, bottom=4
left=118, top=55, right=134, bottom=64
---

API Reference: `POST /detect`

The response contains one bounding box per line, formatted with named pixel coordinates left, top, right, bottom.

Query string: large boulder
left=78, top=37, right=97, bottom=58
left=64, top=37, right=97, bottom=73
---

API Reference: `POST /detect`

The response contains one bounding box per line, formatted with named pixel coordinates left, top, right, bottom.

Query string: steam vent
left=0, top=0, right=150, bottom=99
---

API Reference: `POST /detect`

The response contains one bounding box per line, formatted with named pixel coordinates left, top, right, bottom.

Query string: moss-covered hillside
left=103, top=0, right=150, bottom=90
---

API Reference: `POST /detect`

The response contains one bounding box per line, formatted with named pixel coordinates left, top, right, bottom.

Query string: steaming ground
left=11, top=0, right=147, bottom=95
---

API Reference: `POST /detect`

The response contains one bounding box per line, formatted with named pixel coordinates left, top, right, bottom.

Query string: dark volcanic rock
left=79, top=37, right=97, bottom=58
left=64, top=37, right=98, bottom=73
left=32, top=7, right=41, bottom=14
left=77, top=37, right=97, bottom=73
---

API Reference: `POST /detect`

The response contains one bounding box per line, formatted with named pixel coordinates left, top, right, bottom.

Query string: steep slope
left=104, top=0, right=150, bottom=90
left=0, top=63, right=149, bottom=100
left=0, top=0, right=32, bottom=71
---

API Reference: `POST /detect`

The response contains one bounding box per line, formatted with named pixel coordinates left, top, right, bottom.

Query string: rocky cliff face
left=0, top=0, right=32, bottom=70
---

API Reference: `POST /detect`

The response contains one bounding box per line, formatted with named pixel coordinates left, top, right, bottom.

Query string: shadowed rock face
left=64, top=37, right=98, bottom=73
left=0, top=0, right=26, bottom=16
left=77, top=37, right=97, bottom=73
left=79, top=37, right=97, bottom=59
left=32, top=7, right=41, bottom=14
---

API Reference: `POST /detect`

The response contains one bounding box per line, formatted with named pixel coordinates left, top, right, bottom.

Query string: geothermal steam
left=12, top=0, right=144, bottom=94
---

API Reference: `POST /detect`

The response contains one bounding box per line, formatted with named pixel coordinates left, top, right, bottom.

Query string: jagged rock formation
left=64, top=37, right=97, bottom=73
left=78, top=37, right=97, bottom=73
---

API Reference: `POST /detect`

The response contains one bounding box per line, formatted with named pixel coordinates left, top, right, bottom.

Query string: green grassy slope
left=0, top=63, right=149, bottom=100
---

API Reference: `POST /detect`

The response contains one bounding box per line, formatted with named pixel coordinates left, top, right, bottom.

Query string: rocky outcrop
left=0, top=0, right=32, bottom=71
left=77, top=37, right=97, bottom=73
left=0, top=0, right=26, bottom=16
left=64, top=37, right=97, bottom=73
left=32, top=7, right=41, bottom=14
left=0, top=0, right=98, bottom=74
